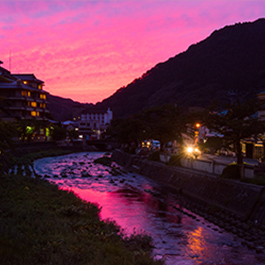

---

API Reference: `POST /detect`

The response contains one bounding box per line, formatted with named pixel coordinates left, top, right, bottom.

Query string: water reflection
left=34, top=152, right=265, bottom=265
left=187, top=227, right=205, bottom=259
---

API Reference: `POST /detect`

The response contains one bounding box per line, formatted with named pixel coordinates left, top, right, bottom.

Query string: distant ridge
left=89, top=18, right=265, bottom=117
left=47, top=93, right=93, bottom=121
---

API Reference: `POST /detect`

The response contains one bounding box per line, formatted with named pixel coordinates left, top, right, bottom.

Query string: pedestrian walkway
left=199, top=154, right=259, bottom=166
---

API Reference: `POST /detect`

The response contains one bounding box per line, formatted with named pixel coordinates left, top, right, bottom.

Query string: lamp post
left=194, top=123, right=200, bottom=145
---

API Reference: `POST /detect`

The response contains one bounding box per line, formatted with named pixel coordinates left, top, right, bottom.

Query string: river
left=34, top=152, right=265, bottom=265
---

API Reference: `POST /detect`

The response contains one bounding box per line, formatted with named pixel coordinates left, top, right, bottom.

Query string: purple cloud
left=0, top=0, right=264, bottom=103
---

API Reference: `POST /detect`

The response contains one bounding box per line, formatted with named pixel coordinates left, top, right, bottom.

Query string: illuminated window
left=31, top=102, right=37, bottom=107
left=31, top=111, right=39, bottom=116
left=46, top=128, right=50, bottom=137
left=28, top=101, right=31, bottom=106
left=40, top=103, right=46, bottom=108
left=38, top=85, right=42, bottom=90
left=40, top=94, right=46, bottom=99
left=21, top=91, right=27, bottom=96
left=28, top=91, right=31, bottom=97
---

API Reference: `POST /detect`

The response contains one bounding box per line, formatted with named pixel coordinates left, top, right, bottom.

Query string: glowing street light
left=187, top=146, right=194, bottom=154
left=186, top=145, right=201, bottom=159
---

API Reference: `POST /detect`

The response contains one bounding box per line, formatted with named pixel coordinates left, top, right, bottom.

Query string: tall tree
left=108, top=117, right=145, bottom=144
left=0, top=120, right=17, bottom=153
left=202, top=99, right=265, bottom=164
left=140, top=104, right=186, bottom=150
left=108, top=104, right=186, bottom=152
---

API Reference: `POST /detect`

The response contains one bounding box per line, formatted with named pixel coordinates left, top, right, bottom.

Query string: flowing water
left=34, top=152, right=265, bottom=265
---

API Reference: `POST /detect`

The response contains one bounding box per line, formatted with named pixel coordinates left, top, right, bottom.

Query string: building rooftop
left=81, top=108, right=112, bottom=115
left=13, top=74, right=44, bottom=84
left=0, top=80, right=47, bottom=93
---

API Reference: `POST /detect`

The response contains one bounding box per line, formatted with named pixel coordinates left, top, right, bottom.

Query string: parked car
left=216, top=148, right=236, bottom=157
left=151, top=140, right=160, bottom=150
left=142, top=139, right=160, bottom=151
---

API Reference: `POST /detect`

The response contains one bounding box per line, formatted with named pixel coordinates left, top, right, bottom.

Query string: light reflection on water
left=34, top=152, right=265, bottom=265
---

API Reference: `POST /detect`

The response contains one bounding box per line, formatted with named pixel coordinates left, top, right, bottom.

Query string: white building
left=78, top=108, right=113, bottom=140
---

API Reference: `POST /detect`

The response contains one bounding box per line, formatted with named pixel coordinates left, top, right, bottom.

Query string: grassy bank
left=1, top=148, right=76, bottom=175
left=14, top=148, right=78, bottom=165
left=0, top=173, right=163, bottom=265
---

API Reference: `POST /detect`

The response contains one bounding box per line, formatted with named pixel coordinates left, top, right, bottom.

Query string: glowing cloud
left=0, top=0, right=265, bottom=103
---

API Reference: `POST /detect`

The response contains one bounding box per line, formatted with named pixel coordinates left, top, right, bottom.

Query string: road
left=199, top=153, right=259, bottom=166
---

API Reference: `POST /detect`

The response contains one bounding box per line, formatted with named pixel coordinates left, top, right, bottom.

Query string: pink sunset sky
left=1, top=0, right=265, bottom=104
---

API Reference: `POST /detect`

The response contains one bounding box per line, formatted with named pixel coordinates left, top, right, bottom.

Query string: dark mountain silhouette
left=47, top=93, right=93, bottom=121
left=88, top=18, right=265, bottom=117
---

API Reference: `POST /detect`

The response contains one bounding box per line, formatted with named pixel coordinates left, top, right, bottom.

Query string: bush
left=51, top=125, right=67, bottom=141
left=168, top=154, right=182, bottom=167
left=94, top=156, right=112, bottom=166
left=220, top=164, right=241, bottom=179
left=124, top=230, right=154, bottom=252
left=148, top=151, right=160, bottom=161
left=240, top=177, right=265, bottom=186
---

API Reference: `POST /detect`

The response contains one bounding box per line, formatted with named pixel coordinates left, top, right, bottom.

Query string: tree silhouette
left=108, top=104, right=186, bottom=152
left=140, top=104, right=186, bottom=149
left=202, top=99, right=265, bottom=164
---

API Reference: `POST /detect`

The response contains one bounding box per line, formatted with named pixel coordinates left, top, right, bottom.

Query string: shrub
left=94, top=156, right=112, bottom=166
left=220, top=164, right=241, bottom=179
left=168, top=154, right=182, bottom=167
left=124, top=230, right=154, bottom=252
left=148, top=151, right=160, bottom=161
left=240, top=177, right=265, bottom=186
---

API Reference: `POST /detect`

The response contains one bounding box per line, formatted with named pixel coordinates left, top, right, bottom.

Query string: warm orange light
left=187, top=227, right=204, bottom=256
left=196, top=123, right=201, bottom=128
left=31, top=111, right=39, bottom=116
left=187, top=146, right=193, bottom=153
left=21, top=90, right=27, bottom=96
left=31, top=102, right=37, bottom=107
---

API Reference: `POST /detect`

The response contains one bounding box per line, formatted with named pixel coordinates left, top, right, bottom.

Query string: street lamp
left=194, top=123, right=201, bottom=145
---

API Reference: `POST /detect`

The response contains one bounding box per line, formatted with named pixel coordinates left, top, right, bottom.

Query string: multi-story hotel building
left=78, top=108, right=113, bottom=140
left=0, top=61, right=50, bottom=122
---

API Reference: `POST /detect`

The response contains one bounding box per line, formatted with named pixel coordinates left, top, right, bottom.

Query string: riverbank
left=0, top=140, right=117, bottom=175
left=0, top=142, right=81, bottom=175
left=0, top=150, right=164, bottom=265
left=112, top=149, right=265, bottom=253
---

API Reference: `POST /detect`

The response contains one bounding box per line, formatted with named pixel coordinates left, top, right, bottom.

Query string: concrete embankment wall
left=112, top=150, right=265, bottom=226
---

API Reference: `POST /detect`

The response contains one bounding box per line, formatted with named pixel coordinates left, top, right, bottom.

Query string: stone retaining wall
left=112, top=149, right=265, bottom=227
